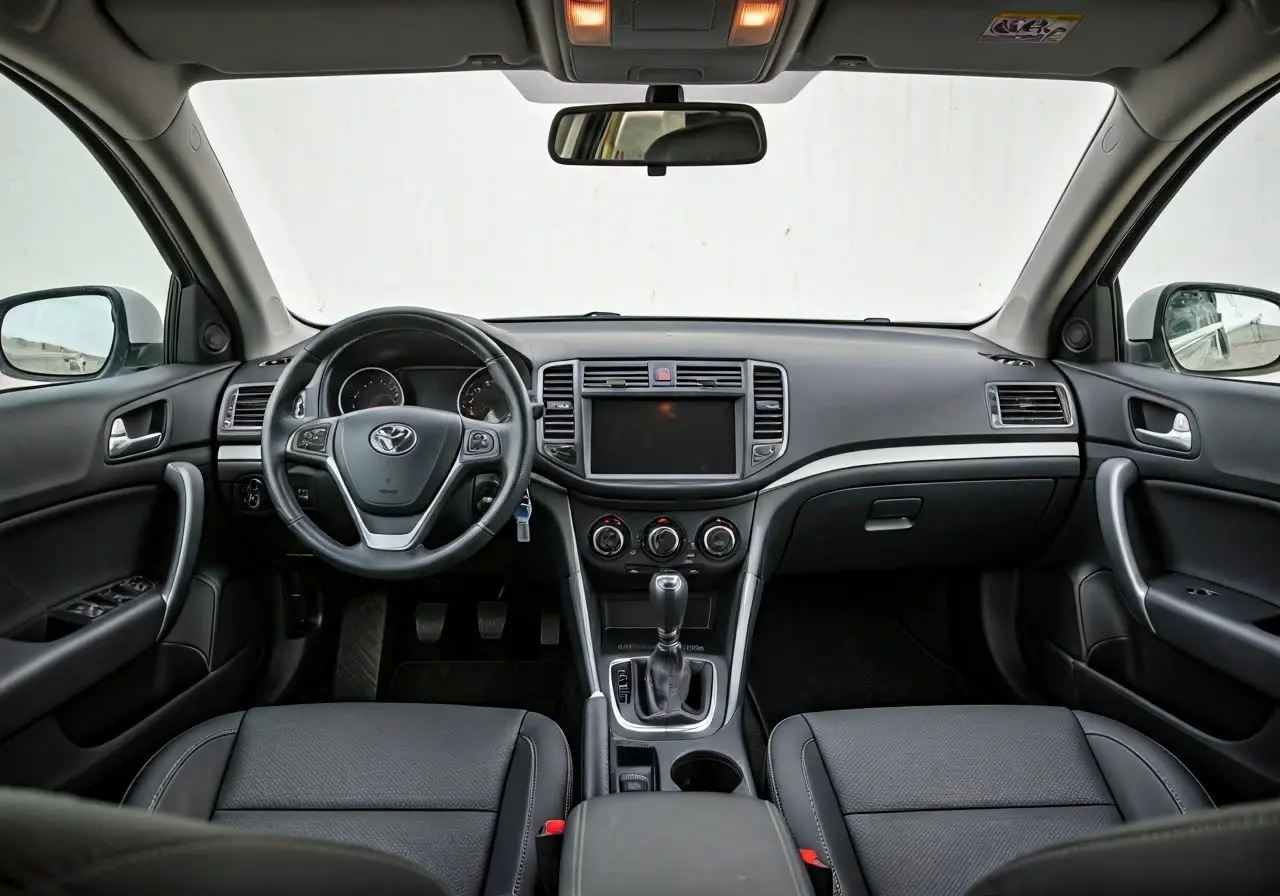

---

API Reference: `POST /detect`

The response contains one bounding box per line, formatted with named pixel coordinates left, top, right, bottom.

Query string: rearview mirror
left=549, top=102, right=766, bottom=167
left=0, top=286, right=163, bottom=384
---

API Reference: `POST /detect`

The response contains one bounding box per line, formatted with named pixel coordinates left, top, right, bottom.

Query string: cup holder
left=670, top=751, right=745, bottom=794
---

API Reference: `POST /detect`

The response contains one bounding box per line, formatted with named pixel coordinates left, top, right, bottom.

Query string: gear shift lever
left=651, top=572, right=689, bottom=646
left=643, top=572, right=694, bottom=721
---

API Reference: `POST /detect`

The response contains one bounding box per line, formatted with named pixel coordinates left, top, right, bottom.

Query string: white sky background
left=192, top=71, right=1115, bottom=324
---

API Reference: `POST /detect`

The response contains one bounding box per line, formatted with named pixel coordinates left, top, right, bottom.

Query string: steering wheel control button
left=297, top=425, right=331, bottom=453
left=590, top=517, right=629, bottom=558
left=699, top=520, right=739, bottom=559
left=465, top=429, right=498, bottom=456
left=643, top=518, right=684, bottom=562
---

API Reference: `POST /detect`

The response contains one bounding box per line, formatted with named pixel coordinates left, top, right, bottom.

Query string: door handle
left=1134, top=412, right=1192, bottom=452
left=107, top=418, right=163, bottom=458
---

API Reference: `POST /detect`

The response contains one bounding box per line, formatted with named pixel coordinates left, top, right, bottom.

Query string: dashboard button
left=750, top=443, right=778, bottom=465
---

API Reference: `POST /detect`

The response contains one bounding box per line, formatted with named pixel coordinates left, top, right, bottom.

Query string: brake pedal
left=414, top=602, right=448, bottom=644
left=477, top=601, right=508, bottom=640
left=540, top=612, right=560, bottom=646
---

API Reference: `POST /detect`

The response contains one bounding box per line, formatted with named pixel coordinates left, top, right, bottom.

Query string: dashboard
left=335, top=365, right=511, bottom=422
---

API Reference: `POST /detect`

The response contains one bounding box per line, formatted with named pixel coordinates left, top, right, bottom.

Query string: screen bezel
left=583, top=396, right=744, bottom=480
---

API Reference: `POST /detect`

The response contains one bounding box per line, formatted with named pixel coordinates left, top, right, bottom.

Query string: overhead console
left=536, top=359, right=787, bottom=482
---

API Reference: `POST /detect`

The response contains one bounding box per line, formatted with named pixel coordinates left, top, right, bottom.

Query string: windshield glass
left=192, top=72, right=1113, bottom=324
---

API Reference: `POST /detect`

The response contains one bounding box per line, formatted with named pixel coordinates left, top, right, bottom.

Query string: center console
left=532, top=358, right=790, bottom=802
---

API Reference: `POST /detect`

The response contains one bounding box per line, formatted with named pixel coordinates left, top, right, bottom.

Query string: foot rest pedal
left=540, top=612, right=560, bottom=646
left=414, top=602, right=448, bottom=643
left=477, top=601, right=507, bottom=640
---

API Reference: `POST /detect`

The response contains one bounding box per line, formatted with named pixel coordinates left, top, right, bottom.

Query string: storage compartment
left=670, top=751, right=745, bottom=794
left=615, top=744, right=660, bottom=793
left=778, top=479, right=1058, bottom=573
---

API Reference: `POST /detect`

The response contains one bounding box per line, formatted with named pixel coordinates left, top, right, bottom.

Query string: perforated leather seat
left=767, top=705, right=1214, bottom=896
left=122, top=702, right=570, bottom=896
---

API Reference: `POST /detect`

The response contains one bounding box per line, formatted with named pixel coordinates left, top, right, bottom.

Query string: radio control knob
left=645, top=524, right=682, bottom=561
left=591, top=523, right=626, bottom=558
left=700, top=522, right=738, bottom=559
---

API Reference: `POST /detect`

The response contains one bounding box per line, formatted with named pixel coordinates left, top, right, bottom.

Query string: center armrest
left=559, top=792, right=815, bottom=896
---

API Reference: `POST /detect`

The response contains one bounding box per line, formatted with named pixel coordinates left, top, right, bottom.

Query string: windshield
left=192, top=72, right=1113, bottom=325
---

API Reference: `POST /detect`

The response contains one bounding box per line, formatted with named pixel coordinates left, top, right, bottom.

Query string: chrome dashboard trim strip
left=607, top=657, right=718, bottom=734
left=760, top=441, right=1080, bottom=492
left=219, top=444, right=262, bottom=461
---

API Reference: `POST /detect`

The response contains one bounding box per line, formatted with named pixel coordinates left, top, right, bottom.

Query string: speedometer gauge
left=457, top=369, right=511, bottom=423
left=339, top=367, right=404, bottom=414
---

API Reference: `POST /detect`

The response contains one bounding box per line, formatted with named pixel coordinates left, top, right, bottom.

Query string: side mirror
left=0, top=286, right=163, bottom=384
left=1127, top=282, right=1280, bottom=376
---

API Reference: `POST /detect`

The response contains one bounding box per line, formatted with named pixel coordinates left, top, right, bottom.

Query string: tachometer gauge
left=338, top=367, right=404, bottom=414
left=457, top=369, right=511, bottom=423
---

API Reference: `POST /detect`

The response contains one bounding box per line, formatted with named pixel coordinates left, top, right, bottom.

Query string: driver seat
left=122, top=702, right=570, bottom=896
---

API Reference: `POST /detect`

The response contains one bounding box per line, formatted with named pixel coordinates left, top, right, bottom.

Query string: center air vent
left=540, top=363, right=577, bottom=441
left=981, top=353, right=1033, bottom=367
left=675, top=362, right=744, bottom=389
left=987, top=383, right=1071, bottom=427
left=582, top=362, right=648, bottom=389
left=752, top=363, right=786, bottom=441
left=222, top=384, right=274, bottom=430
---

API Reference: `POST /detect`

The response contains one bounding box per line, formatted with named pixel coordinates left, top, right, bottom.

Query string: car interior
left=2, top=1, right=1280, bottom=894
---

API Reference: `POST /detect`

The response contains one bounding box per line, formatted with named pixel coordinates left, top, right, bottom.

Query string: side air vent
left=752, top=363, right=786, bottom=441
left=675, top=362, right=744, bottom=389
left=222, top=384, right=274, bottom=430
left=259, top=356, right=292, bottom=367
left=987, top=383, right=1071, bottom=427
left=582, top=362, right=648, bottom=389
left=541, top=364, right=576, bottom=441
left=981, top=353, right=1033, bottom=367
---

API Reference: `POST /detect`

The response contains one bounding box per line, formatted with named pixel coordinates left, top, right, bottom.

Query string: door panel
left=1029, top=360, right=1280, bottom=802
left=0, top=363, right=262, bottom=794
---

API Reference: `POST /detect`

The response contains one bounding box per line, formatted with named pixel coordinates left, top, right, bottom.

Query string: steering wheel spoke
left=285, top=416, right=340, bottom=466
left=338, top=462, right=468, bottom=552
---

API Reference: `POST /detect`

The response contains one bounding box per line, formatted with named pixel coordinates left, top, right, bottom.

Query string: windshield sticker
left=980, top=12, right=1082, bottom=43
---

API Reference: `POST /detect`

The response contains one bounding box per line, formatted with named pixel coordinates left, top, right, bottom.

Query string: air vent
left=752, top=363, right=786, bottom=441
left=675, top=362, right=744, bottom=389
left=987, top=383, right=1071, bottom=427
left=222, top=384, right=274, bottom=430
left=582, top=362, right=648, bottom=389
left=981, top=352, right=1034, bottom=367
left=540, top=364, right=576, bottom=441
left=259, top=356, right=292, bottom=367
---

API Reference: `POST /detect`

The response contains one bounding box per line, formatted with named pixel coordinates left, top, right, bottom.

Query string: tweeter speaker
left=1062, top=318, right=1093, bottom=353
left=201, top=321, right=230, bottom=354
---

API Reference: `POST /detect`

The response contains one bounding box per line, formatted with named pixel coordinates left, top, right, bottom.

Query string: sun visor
left=801, top=0, right=1222, bottom=77
left=103, top=0, right=534, bottom=75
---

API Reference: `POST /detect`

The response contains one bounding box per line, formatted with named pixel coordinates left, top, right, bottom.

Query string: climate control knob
left=699, top=520, right=739, bottom=559
left=643, top=519, right=684, bottom=561
left=589, top=517, right=629, bottom=558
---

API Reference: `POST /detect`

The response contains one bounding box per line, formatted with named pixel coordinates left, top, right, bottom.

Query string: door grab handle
left=1095, top=457, right=1154, bottom=633
left=108, top=418, right=162, bottom=458
left=1134, top=412, right=1192, bottom=452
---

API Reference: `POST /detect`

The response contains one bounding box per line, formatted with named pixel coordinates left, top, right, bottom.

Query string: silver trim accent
left=607, top=657, right=718, bottom=734
left=337, top=366, right=405, bottom=415
left=747, top=360, right=788, bottom=466
left=761, top=441, right=1080, bottom=492
left=1135, top=412, right=1192, bottom=452
left=986, top=381, right=1075, bottom=428
left=552, top=488, right=602, bottom=693
left=159, top=461, right=203, bottom=638
left=107, top=418, right=163, bottom=459
left=219, top=444, right=262, bottom=462
left=456, top=366, right=513, bottom=423
left=645, top=524, right=681, bottom=559
left=324, top=456, right=466, bottom=551
left=535, top=359, right=579, bottom=462
left=725, top=525, right=766, bottom=720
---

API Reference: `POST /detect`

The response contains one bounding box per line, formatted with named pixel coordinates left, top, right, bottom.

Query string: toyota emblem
left=369, top=423, right=417, bottom=456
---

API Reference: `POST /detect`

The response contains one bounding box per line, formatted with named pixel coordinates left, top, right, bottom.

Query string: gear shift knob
left=649, top=572, right=689, bottom=645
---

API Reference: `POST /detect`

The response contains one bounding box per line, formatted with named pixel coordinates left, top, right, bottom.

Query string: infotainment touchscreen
left=589, top=399, right=737, bottom=476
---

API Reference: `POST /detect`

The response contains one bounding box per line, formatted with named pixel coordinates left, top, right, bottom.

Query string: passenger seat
left=767, top=705, right=1211, bottom=896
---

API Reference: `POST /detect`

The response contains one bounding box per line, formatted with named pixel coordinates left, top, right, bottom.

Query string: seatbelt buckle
left=536, top=818, right=565, bottom=895
left=799, top=848, right=833, bottom=896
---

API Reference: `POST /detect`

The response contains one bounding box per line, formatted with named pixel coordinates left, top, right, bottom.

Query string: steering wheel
left=260, top=307, right=535, bottom=580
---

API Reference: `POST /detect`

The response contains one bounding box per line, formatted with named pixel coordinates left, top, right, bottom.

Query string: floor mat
left=388, top=660, right=564, bottom=719
left=748, top=572, right=997, bottom=729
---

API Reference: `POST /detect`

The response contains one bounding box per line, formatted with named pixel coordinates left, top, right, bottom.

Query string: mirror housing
left=549, top=101, right=766, bottom=171
left=1127, top=282, right=1280, bottom=376
left=0, top=286, right=163, bottom=384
